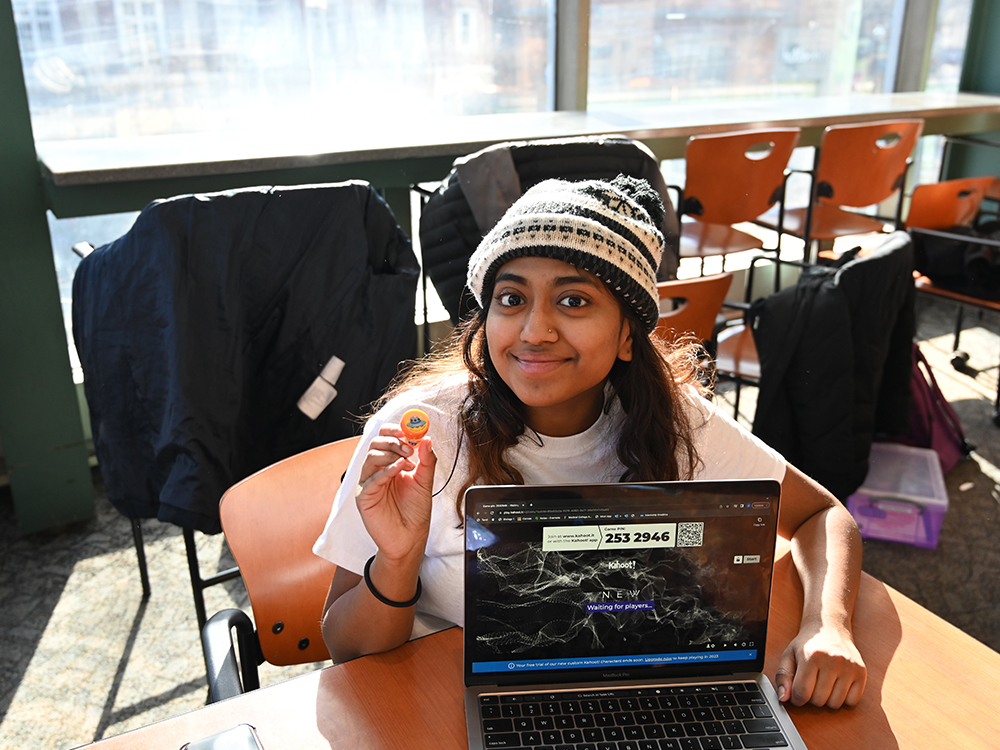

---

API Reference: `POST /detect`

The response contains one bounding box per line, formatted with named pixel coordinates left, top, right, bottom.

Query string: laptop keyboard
left=478, top=682, right=788, bottom=750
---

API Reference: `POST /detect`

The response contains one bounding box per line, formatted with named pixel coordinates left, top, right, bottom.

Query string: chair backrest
left=904, top=176, right=996, bottom=230
left=815, top=119, right=924, bottom=209
left=654, top=272, right=733, bottom=344
left=219, top=435, right=361, bottom=667
left=683, top=129, right=801, bottom=225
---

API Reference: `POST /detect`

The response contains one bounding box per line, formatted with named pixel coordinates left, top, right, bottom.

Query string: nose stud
left=548, top=329, right=553, bottom=333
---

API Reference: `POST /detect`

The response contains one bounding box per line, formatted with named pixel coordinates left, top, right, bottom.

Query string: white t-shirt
left=313, top=374, right=785, bottom=638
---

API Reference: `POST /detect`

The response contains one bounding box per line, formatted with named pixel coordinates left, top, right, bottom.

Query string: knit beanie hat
left=466, top=175, right=665, bottom=333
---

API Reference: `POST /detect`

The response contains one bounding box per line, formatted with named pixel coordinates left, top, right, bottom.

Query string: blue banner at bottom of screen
left=472, top=649, right=757, bottom=673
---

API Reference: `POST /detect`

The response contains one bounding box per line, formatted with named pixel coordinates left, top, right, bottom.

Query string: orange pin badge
left=400, top=409, right=430, bottom=447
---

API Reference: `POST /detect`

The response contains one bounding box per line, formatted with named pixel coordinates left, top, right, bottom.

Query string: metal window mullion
left=891, top=0, right=940, bottom=93
left=553, top=0, right=590, bottom=111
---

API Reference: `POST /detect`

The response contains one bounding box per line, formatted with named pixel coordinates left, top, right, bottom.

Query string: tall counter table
left=77, top=541, right=1000, bottom=750
left=39, top=91, right=1000, bottom=219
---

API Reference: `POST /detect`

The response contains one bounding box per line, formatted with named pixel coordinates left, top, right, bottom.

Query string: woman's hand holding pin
left=355, top=410, right=436, bottom=564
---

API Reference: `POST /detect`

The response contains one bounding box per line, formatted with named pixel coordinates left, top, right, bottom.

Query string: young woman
left=315, top=176, right=867, bottom=709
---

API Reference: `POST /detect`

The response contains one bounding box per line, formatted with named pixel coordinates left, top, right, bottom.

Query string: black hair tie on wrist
left=363, top=555, right=422, bottom=608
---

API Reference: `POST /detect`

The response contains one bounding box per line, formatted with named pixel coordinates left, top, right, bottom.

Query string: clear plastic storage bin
left=846, top=442, right=949, bottom=549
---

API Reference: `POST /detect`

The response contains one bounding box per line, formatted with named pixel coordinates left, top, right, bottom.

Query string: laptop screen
left=464, top=480, right=780, bottom=688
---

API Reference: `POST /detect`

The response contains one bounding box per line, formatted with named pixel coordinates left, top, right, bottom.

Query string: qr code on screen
left=677, top=522, right=704, bottom=547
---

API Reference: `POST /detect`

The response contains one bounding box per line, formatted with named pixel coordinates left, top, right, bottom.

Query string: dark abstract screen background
left=467, top=514, right=773, bottom=664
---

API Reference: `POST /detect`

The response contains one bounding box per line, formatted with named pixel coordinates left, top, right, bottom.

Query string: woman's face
left=485, top=256, right=633, bottom=437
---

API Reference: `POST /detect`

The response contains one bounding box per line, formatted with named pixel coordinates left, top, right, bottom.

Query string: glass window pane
left=588, top=0, right=898, bottom=108
left=926, top=0, right=973, bottom=93
left=47, top=211, right=142, bottom=381
left=15, top=0, right=553, bottom=142
left=914, top=0, right=975, bottom=185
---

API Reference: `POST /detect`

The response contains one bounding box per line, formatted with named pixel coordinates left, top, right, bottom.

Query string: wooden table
left=81, top=542, right=1000, bottom=750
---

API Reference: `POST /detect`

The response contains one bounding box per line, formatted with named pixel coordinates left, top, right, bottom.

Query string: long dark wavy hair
left=376, top=292, right=711, bottom=522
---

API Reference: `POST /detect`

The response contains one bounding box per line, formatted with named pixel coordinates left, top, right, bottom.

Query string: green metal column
left=942, top=0, right=1000, bottom=178
left=0, top=1, right=94, bottom=532
left=960, top=0, right=1000, bottom=95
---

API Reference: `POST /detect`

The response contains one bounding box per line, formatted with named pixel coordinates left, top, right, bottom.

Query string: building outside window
left=588, top=0, right=899, bottom=108
left=14, top=0, right=553, bottom=141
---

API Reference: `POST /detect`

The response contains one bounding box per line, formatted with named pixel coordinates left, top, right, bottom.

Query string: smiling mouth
left=512, top=353, right=569, bottom=372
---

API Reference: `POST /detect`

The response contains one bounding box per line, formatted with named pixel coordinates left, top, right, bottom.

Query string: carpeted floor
left=1, top=295, right=998, bottom=750
left=858, top=295, right=1000, bottom=648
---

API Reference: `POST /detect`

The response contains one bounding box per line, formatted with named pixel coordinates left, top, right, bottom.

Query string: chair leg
left=950, top=306, right=970, bottom=370
left=943, top=301, right=1000, bottom=428
left=183, top=528, right=241, bottom=634
left=184, top=528, right=241, bottom=686
left=994, top=335, right=1000, bottom=428
left=416, top=191, right=432, bottom=358
left=184, top=527, right=243, bottom=642
left=131, top=518, right=151, bottom=600
left=183, top=528, right=210, bottom=633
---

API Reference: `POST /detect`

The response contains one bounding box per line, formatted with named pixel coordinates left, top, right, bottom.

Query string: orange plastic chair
left=654, top=273, right=733, bottom=345
left=760, top=119, right=924, bottom=253
left=904, top=176, right=996, bottom=231
left=676, top=129, right=800, bottom=273
left=714, top=322, right=761, bottom=416
left=905, top=176, right=1000, bottom=420
left=202, top=435, right=361, bottom=702
left=713, top=256, right=813, bottom=418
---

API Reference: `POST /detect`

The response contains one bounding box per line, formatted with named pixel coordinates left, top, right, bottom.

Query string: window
left=13, top=0, right=63, bottom=56
left=915, top=0, right=975, bottom=185
left=926, top=0, right=974, bottom=93
left=14, top=0, right=553, bottom=142
left=48, top=210, right=141, bottom=382
left=588, top=0, right=899, bottom=108
left=115, top=0, right=164, bottom=67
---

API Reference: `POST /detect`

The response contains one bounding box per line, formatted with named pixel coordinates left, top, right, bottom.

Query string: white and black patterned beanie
left=466, top=174, right=665, bottom=333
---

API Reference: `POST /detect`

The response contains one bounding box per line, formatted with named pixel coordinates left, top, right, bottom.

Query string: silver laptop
left=463, top=480, right=807, bottom=750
